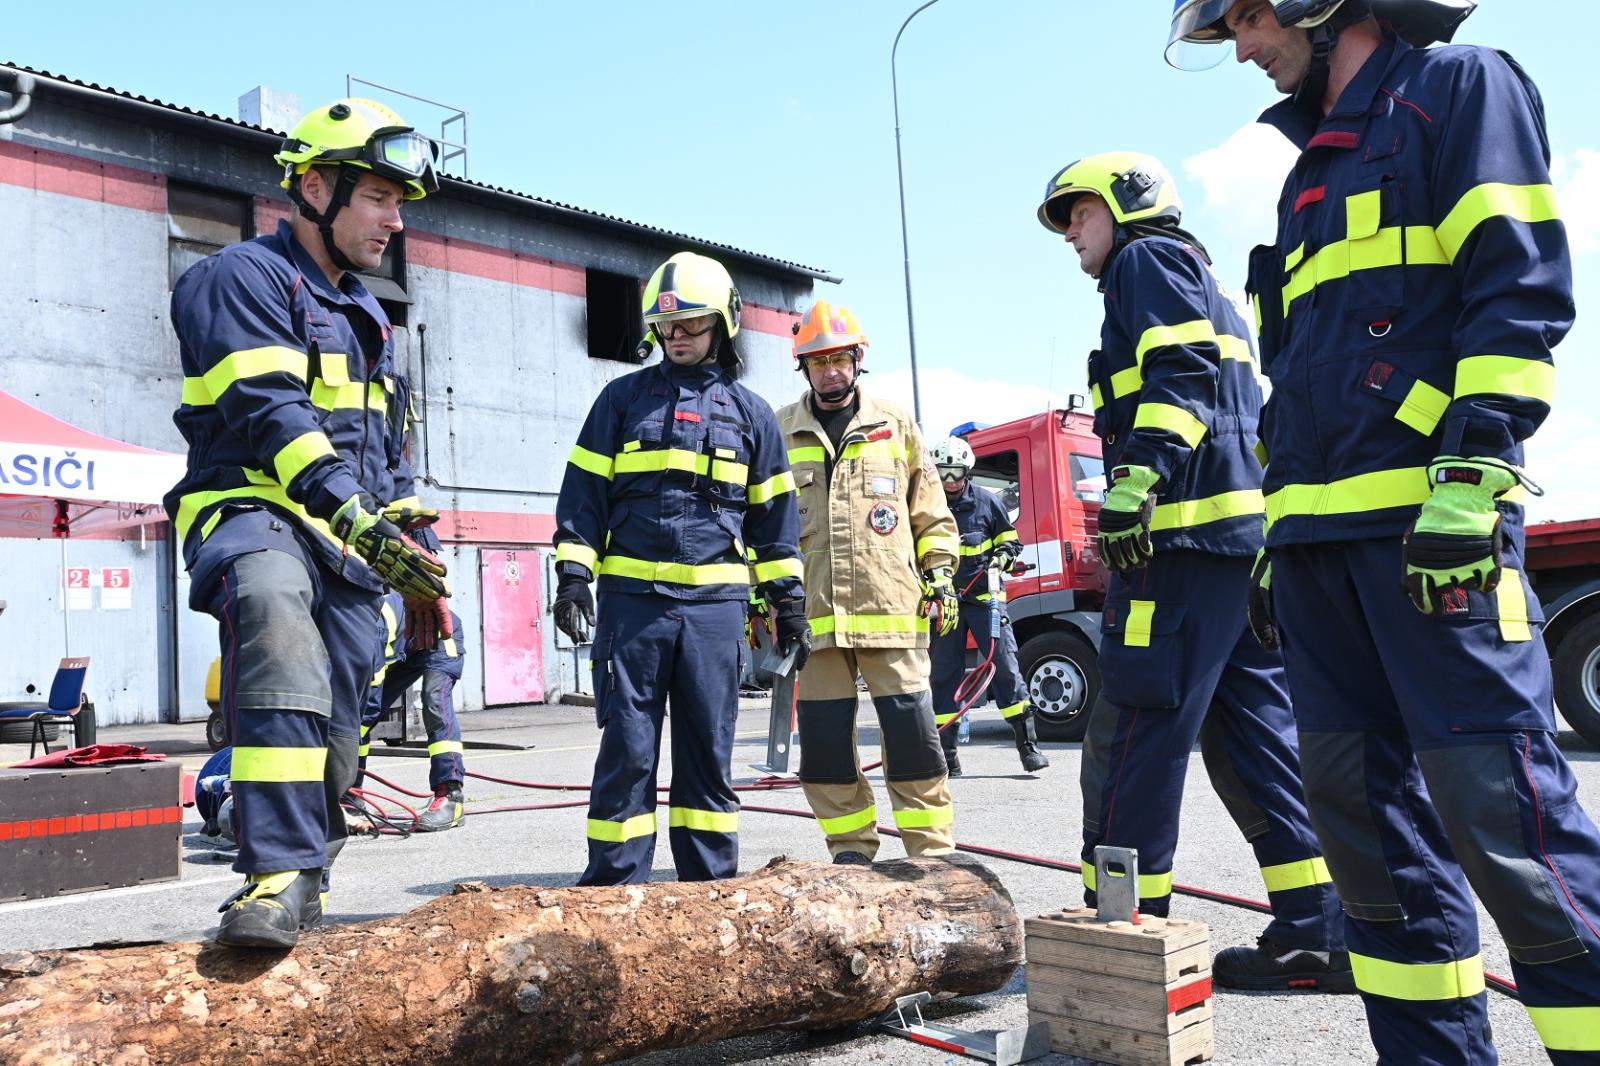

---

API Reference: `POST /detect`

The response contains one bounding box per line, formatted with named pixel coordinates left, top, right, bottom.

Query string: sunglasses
left=802, top=351, right=858, bottom=371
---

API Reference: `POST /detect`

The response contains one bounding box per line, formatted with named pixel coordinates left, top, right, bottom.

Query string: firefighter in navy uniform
left=1172, top=1, right=1600, bottom=1060
left=165, top=98, right=449, bottom=948
left=927, top=436, right=1049, bottom=776
left=551, top=252, right=808, bottom=885
left=1039, top=152, right=1349, bottom=991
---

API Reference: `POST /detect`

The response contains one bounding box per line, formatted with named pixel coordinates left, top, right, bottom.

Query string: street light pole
left=892, top=0, right=942, bottom=428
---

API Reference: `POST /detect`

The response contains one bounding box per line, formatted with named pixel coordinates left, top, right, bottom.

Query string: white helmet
left=930, top=437, right=976, bottom=474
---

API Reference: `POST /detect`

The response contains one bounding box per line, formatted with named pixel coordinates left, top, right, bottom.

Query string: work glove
left=746, top=590, right=769, bottom=650
left=1402, top=456, right=1524, bottom=615
left=1097, top=465, right=1161, bottom=574
left=405, top=597, right=453, bottom=653
left=772, top=597, right=812, bottom=673
left=553, top=570, right=595, bottom=644
left=332, top=494, right=449, bottom=601
left=992, top=539, right=1023, bottom=573
left=1247, top=548, right=1279, bottom=651
left=919, top=567, right=960, bottom=637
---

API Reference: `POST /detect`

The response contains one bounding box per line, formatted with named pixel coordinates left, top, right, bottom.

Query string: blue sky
left=9, top=1, right=1598, bottom=517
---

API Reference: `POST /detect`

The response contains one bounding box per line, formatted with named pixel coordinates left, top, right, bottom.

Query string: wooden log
left=0, top=854, right=1020, bottom=1065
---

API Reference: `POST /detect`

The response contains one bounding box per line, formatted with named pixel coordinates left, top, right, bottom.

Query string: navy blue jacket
left=1248, top=36, right=1571, bottom=546
left=1091, top=236, right=1266, bottom=557
left=949, top=482, right=1021, bottom=604
left=165, top=221, right=417, bottom=592
left=554, top=360, right=803, bottom=603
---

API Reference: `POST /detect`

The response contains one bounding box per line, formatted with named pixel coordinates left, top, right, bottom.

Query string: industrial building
left=0, top=63, right=832, bottom=725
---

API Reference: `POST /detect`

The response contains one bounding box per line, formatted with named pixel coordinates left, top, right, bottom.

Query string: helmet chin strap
left=288, top=166, right=363, bottom=275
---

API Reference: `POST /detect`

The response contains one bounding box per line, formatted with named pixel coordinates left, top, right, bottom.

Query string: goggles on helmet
left=655, top=313, right=720, bottom=338
left=311, top=128, right=440, bottom=194
left=801, top=349, right=860, bottom=371
left=938, top=466, right=969, bottom=483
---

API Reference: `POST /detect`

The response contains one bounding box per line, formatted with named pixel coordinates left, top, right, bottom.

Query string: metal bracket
left=879, top=992, right=1050, bottom=1064
left=1094, top=845, right=1140, bottom=923
left=749, top=619, right=799, bottom=774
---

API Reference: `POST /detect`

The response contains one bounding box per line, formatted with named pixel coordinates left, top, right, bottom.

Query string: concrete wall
left=0, top=81, right=818, bottom=724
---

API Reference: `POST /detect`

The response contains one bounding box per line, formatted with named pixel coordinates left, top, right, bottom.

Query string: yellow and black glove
left=332, top=494, right=449, bottom=602
left=1097, top=465, right=1161, bottom=574
left=1402, top=457, right=1523, bottom=615
left=919, top=567, right=959, bottom=637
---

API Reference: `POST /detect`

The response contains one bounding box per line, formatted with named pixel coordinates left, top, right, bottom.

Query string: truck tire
left=1553, top=611, right=1600, bottom=748
left=1020, top=631, right=1099, bottom=742
left=205, top=710, right=229, bottom=752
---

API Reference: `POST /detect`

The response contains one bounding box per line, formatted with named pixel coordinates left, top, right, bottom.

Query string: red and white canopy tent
left=0, top=387, right=185, bottom=539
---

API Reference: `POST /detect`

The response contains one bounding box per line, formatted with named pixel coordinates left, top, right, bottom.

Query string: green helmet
left=642, top=252, right=742, bottom=338
left=1038, top=151, right=1183, bottom=235
left=274, top=98, right=438, bottom=201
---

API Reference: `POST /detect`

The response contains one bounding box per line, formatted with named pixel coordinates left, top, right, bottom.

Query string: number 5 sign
left=102, top=567, right=132, bottom=610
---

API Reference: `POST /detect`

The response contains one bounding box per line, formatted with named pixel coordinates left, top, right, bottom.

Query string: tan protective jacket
left=777, top=387, right=959, bottom=651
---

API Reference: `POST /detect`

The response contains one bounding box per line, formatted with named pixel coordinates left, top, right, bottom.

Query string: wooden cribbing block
left=1025, top=908, right=1214, bottom=1066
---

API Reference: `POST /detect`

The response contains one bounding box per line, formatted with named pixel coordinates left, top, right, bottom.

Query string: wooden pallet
left=1025, top=908, right=1214, bottom=1066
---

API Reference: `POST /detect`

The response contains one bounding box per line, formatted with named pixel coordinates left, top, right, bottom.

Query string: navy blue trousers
left=581, top=593, right=744, bottom=885
left=931, top=600, right=1030, bottom=727
left=1080, top=550, right=1344, bottom=953
left=360, top=656, right=465, bottom=791
left=1274, top=539, right=1600, bottom=1065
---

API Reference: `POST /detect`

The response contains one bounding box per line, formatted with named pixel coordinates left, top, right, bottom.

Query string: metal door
left=479, top=548, right=545, bottom=705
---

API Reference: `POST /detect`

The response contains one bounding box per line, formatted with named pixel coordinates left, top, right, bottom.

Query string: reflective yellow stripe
left=1266, top=467, right=1528, bottom=528
left=1261, top=856, right=1332, bottom=893
left=309, top=380, right=386, bottom=412
left=998, top=700, right=1028, bottom=720
left=174, top=477, right=339, bottom=548
left=1437, top=183, right=1560, bottom=263
left=818, top=805, right=878, bottom=836
left=613, top=447, right=747, bottom=486
left=358, top=742, right=371, bottom=757
left=1136, top=320, right=1218, bottom=364
left=1284, top=225, right=1448, bottom=312
left=747, top=470, right=797, bottom=505
left=1082, top=863, right=1174, bottom=899
left=935, top=712, right=961, bottom=726
left=1497, top=568, right=1531, bottom=643
left=1151, top=489, right=1265, bottom=532
left=668, top=806, right=740, bottom=833
left=1110, top=365, right=1144, bottom=399
left=1217, top=334, right=1255, bottom=364
left=1455, top=355, right=1556, bottom=404
left=272, top=431, right=335, bottom=487
left=892, top=804, right=953, bottom=829
left=810, top=613, right=929, bottom=636
left=567, top=445, right=614, bottom=479
left=1090, top=383, right=1104, bottom=411
left=993, top=530, right=1019, bottom=547
left=1124, top=600, right=1155, bottom=648
left=1254, top=440, right=1269, bottom=467
left=752, top=557, right=804, bottom=584
left=442, top=637, right=459, bottom=658
left=599, top=556, right=749, bottom=586
left=1285, top=242, right=1306, bottom=273
left=1348, top=188, right=1382, bottom=238
left=961, top=536, right=996, bottom=557
left=231, top=746, right=327, bottom=783
left=840, top=438, right=906, bottom=462
left=1350, top=952, right=1485, bottom=1001
left=193, top=345, right=309, bottom=404
left=555, top=542, right=599, bottom=572
left=586, top=812, right=658, bottom=843
left=917, top=535, right=960, bottom=560
left=1526, top=1006, right=1600, bottom=1052
left=427, top=740, right=464, bottom=758
left=788, top=446, right=827, bottom=465
left=317, top=351, right=350, bottom=386
left=1396, top=379, right=1450, bottom=436
left=1134, top=402, right=1208, bottom=448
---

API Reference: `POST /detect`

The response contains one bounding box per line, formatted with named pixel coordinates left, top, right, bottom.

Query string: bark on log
left=0, top=854, right=1021, bottom=1065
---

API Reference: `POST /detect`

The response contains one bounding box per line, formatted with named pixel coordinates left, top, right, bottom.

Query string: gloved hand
left=405, top=597, right=453, bottom=652
left=1403, top=456, right=1522, bottom=615
left=919, top=567, right=959, bottom=636
left=1097, top=465, right=1161, bottom=573
left=992, top=539, right=1023, bottom=573
left=1247, top=548, right=1279, bottom=651
left=772, top=597, right=812, bottom=673
left=332, top=494, right=449, bottom=601
left=746, top=591, right=769, bottom=650
left=553, top=570, right=595, bottom=644
left=383, top=504, right=440, bottom=534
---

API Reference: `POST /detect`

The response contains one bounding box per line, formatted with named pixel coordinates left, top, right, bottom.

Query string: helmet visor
left=1166, top=0, right=1239, bottom=69
left=374, top=131, right=437, bottom=178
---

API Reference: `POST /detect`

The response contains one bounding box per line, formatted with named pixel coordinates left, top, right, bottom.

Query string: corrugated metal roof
left=0, top=62, right=839, bottom=283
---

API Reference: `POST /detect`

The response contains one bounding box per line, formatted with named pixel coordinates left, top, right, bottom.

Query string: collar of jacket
left=271, top=219, right=378, bottom=308
left=1259, top=33, right=1408, bottom=149
left=657, top=357, right=727, bottom=390
left=947, top=481, right=977, bottom=513
left=790, top=386, right=890, bottom=456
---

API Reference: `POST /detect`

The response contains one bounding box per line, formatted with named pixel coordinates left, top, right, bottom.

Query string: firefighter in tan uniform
left=778, top=301, right=961, bottom=864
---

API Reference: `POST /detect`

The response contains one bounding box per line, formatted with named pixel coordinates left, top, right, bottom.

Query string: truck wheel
left=1020, top=631, right=1099, bottom=742
left=205, top=710, right=229, bottom=752
left=1554, top=612, right=1600, bottom=748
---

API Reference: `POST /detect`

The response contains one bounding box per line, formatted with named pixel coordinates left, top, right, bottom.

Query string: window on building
left=586, top=269, right=646, bottom=363
left=359, top=232, right=411, bottom=328
left=167, top=183, right=252, bottom=289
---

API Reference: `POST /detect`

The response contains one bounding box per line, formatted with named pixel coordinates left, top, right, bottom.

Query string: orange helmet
left=791, top=300, right=868, bottom=363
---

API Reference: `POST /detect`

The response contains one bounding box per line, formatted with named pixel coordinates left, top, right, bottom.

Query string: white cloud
left=1181, top=121, right=1299, bottom=243
left=869, top=367, right=1069, bottom=441
left=1552, top=148, right=1600, bottom=257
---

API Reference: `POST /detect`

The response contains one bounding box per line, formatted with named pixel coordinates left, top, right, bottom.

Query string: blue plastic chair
left=0, top=657, right=93, bottom=758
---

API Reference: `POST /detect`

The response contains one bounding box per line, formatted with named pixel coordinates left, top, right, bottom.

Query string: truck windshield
left=1070, top=454, right=1106, bottom=502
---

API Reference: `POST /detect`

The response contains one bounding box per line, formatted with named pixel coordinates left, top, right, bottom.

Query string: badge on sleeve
left=869, top=502, right=899, bottom=536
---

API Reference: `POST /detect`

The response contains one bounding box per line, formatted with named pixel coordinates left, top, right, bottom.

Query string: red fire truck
left=961, top=408, right=1600, bottom=747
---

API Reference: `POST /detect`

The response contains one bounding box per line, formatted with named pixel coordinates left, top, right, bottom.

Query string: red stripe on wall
left=0, top=140, right=165, bottom=211
left=406, top=230, right=586, bottom=296
left=437, top=510, right=558, bottom=546
left=0, top=805, right=180, bottom=841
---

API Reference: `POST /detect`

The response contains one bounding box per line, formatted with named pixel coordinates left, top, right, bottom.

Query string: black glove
left=553, top=571, right=595, bottom=645
left=1247, top=549, right=1278, bottom=651
left=772, top=598, right=812, bottom=673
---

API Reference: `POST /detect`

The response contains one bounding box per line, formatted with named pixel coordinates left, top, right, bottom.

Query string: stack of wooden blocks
left=1025, top=907, right=1214, bottom=1066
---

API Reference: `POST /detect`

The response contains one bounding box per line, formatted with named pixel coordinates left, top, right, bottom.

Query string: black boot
left=942, top=737, right=962, bottom=778
left=215, top=869, right=324, bottom=949
left=832, top=850, right=872, bottom=865
left=1212, top=936, right=1356, bottom=993
left=417, top=784, right=464, bottom=832
left=1009, top=711, right=1050, bottom=773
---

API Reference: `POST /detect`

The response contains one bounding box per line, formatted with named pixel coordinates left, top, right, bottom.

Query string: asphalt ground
left=3, top=702, right=1597, bottom=1065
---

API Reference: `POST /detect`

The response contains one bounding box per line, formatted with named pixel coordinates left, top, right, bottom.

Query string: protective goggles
left=317, top=128, right=440, bottom=192
left=801, top=350, right=859, bottom=371
left=653, top=313, right=720, bottom=338
left=938, top=466, right=969, bottom=483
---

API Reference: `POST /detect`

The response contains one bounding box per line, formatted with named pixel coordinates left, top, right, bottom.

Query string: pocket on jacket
left=1098, top=598, right=1189, bottom=710
left=861, top=458, right=900, bottom=499
left=795, top=466, right=822, bottom=541
left=1351, top=352, right=1452, bottom=440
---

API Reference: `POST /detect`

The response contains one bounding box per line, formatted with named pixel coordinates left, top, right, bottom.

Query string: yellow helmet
left=1038, top=151, right=1183, bottom=235
left=642, top=252, right=741, bottom=338
left=274, top=98, right=438, bottom=202
left=792, top=300, right=869, bottom=362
